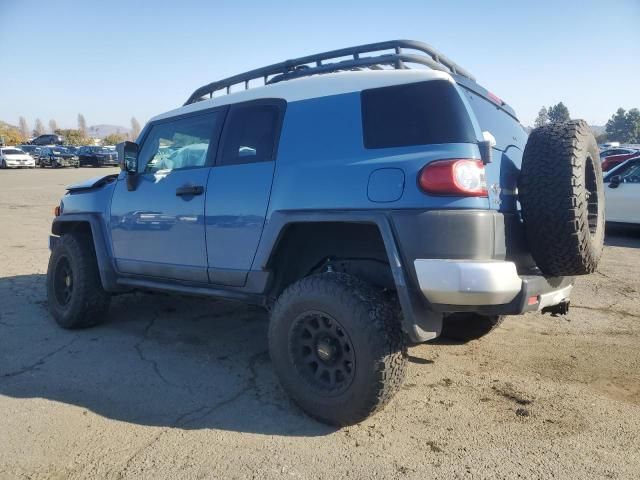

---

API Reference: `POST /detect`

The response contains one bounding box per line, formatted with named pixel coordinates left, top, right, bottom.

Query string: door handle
left=176, top=185, right=204, bottom=196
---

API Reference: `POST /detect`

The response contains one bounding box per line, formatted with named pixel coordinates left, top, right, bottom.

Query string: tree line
left=534, top=103, right=640, bottom=143
left=1, top=114, right=142, bottom=146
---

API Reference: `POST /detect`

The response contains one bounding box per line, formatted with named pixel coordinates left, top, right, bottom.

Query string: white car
left=605, top=156, right=640, bottom=225
left=0, top=147, right=36, bottom=169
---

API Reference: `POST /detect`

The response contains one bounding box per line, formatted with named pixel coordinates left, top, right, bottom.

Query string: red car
left=601, top=148, right=639, bottom=171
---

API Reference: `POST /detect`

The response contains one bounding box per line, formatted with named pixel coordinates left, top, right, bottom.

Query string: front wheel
left=47, top=233, right=111, bottom=329
left=269, top=273, right=407, bottom=426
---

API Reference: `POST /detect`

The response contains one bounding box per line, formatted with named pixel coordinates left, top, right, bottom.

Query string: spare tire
left=519, top=120, right=604, bottom=276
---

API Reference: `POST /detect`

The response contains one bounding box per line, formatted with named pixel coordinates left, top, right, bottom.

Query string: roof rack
left=184, top=40, right=475, bottom=105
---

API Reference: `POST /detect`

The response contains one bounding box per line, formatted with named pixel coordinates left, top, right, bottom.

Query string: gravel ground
left=0, top=168, right=639, bottom=479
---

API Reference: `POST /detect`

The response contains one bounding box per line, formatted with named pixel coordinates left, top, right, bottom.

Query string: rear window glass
left=361, top=80, right=476, bottom=149
left=461, top=87, right=527, bottom=151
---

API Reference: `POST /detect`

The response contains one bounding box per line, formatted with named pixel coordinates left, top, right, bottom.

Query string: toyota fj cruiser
left=46, top=40, right=604, bottom=425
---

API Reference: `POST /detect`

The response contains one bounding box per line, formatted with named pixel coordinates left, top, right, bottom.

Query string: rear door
left=205, top=99, right=285, bottom=286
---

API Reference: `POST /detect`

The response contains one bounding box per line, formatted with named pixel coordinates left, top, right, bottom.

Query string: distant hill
left=87, top=124, right=131, bottom=139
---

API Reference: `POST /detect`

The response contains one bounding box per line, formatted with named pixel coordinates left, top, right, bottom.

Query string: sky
left=1, top=0, right=639, bottom=131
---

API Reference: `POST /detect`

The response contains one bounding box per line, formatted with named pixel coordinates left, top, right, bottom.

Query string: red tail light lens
left=418, top=159, right=488, bottom=197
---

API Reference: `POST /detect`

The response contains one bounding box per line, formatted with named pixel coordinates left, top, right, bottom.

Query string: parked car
left=63, top=145, right=79, bottom=155
left=604, top=156, right=640, bottom=225
left=38, top=146, right=80, bottom=168
left=31, top=134, right=64, bottom=146
left=599, top=142, right=620, bottom=150
left=600, top=148, right=638, bottom=171
left=45, top=40, right=603, bottom=426
left=77, top=146, right=119, bottom=167
left=17, top=145, right=42, bottom=164
left=0, top=147, right=35, bottom=168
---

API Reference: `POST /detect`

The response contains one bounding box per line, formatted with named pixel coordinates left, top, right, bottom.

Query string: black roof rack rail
left=184, top=40, right=475, bottom=106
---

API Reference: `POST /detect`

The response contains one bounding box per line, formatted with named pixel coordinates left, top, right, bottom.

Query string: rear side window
left=219, top=101, right=284, bottom=166
left=361, top=80, right=476, bottom=149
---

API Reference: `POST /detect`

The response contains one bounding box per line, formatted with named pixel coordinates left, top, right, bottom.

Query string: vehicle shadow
left=0, top=274, right=335, bottom=436
left=605, top=223, right=640, bottom=248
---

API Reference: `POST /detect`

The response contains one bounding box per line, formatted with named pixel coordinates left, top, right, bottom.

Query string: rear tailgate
left=454, top=78, right=535, bottom=270
left=456, top=78, right=528, bottom=213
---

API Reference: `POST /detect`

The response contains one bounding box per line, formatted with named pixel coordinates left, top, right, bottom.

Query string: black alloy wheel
left=53, top=256, right=74, bottom=306
left=289, top=310, right=356, bottom=395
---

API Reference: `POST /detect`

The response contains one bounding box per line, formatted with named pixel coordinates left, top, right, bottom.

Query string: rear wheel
left=47, top=233, right=111, bottom=329
left=269, top=273, right=407, bottom=426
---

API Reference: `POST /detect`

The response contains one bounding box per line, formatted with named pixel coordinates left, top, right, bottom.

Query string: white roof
left=151, top=69, right=452, bottom=122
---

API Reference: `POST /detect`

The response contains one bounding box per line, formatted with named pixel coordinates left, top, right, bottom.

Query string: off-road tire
left=441, top=313, right=504, bottom=342
left=47, top=233, right=111, bottom=329
left=269, top=273, right=407, bottom=426
left=520, top=120, right=604, bottom=276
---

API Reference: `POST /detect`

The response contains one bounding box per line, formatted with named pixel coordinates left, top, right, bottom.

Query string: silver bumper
left=414, top=259, right=572, bottom=308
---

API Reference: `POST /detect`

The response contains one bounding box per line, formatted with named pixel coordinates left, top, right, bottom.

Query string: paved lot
left=1, top=168, right=639, bottom=479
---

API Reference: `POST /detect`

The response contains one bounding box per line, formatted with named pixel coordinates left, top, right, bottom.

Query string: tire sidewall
left=580, top=134, right=605, bottom=265
left=47, top=236, right=87, bottom=328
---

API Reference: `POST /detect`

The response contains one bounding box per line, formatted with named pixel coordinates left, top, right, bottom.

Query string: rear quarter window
left=360, top=80, right=476, bottom=149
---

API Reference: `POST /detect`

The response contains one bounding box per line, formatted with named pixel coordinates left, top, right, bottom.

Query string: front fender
left=51, top=214, right=121, bottom=292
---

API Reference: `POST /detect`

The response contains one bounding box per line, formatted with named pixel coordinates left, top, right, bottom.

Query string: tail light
left=418, top=159, right=488, bottom=197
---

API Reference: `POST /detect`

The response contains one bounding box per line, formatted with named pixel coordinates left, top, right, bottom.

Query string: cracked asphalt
left=1, top=168, right=639, bottom=479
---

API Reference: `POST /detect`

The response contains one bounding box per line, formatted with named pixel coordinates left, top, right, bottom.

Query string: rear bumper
left=386, top=209, right=575, bottom=341
left=414, top=258, right=573, bottom=315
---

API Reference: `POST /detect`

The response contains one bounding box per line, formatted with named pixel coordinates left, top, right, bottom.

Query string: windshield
left=52, top=148, right=68, bottom=155
left=2, top=149, right=24, bottom=155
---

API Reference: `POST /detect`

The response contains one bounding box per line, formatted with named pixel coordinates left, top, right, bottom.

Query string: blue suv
left=46, top=41, right=604, bottom=425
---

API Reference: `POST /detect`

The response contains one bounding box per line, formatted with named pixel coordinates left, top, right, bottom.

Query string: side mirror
left=117, top=141, right=139, bottom=191
left=608, top=175, right=621, bottom=188
left=117, top=141, right=138, bottom=172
